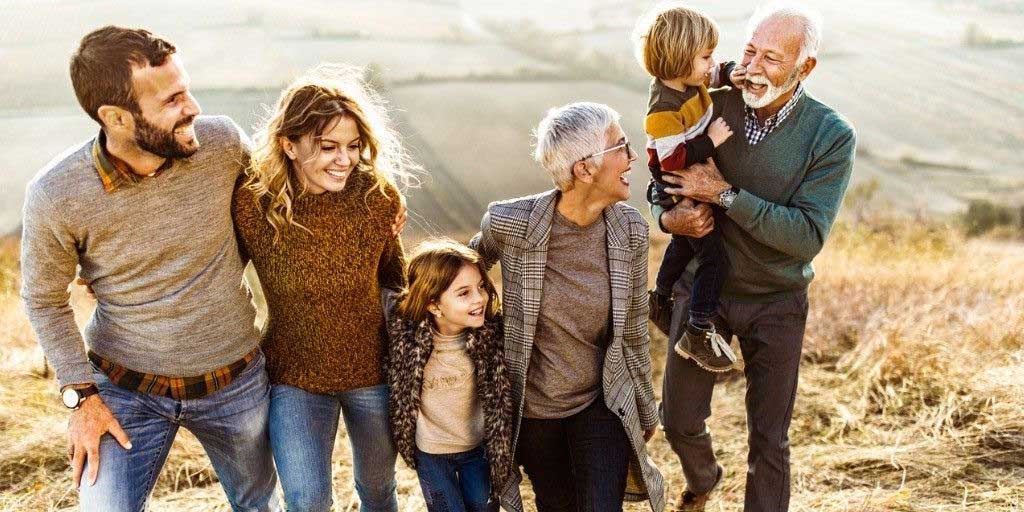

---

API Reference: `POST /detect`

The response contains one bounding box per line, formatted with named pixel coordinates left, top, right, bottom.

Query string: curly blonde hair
left=245, top=63, right=421, bottom=243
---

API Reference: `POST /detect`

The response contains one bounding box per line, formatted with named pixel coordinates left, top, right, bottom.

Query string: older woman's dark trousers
left=515, top=399, right=631, bottom=512
left=661, top=285, right=808, bottom=512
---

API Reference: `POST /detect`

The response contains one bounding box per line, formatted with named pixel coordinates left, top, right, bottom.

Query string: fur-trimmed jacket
left=384, top=299, right=515, bottom=504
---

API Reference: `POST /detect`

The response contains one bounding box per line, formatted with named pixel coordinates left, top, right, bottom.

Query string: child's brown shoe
left=673, top=321, right=736, bottom=373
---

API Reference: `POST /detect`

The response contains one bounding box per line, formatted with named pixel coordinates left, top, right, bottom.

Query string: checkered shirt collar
left=744, top=83, right=804, bottom=145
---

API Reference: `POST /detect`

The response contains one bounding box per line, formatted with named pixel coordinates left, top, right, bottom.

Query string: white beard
left=742, top=68, right=800, bottom=109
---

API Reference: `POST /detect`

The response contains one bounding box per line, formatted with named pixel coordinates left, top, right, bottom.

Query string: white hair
left=533, top=102, right=620, bottom=191
left=746, top=2, right=823, bottom=64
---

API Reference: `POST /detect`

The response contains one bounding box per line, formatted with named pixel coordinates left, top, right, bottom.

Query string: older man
left=652, top=5, right=856, bottom=512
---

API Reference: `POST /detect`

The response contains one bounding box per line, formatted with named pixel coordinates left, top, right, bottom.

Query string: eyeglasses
left=579, top=140, right=632, bottom=163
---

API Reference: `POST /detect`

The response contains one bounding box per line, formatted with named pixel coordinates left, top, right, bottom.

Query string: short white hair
left=533, top=102, right=620, bottom=190
left=746, top=2, right=823, bottom=64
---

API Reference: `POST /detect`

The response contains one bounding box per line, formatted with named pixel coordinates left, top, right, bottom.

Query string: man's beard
left=742, top=66, right=801, bottom=109
left=133, top=113, right=199, bottom=159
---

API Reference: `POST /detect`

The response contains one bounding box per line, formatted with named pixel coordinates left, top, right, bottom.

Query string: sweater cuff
left=56, top=361, right=97, bottom=389
left=724, top=188, right=761, bottom=227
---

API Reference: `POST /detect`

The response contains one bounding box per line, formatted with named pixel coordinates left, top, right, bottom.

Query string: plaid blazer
left=470, top=190, right=664, bottom=512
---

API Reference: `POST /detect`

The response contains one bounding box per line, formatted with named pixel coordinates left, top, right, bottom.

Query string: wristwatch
left=61, top=384, right=99, bottom=409
left=719, top=186, right=740, bottom=209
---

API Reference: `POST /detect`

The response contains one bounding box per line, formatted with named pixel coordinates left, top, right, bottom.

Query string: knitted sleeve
left=230, top=176, right=256, bottom=265
left=707, top=61, right=737, bottom=89
left=20, top=184, right=92, bottom=388
left=378, top=236, right=407, bottom=291
left=726, top=116, right=857, bottom=260
left=377, top=182, right=408, bottom=290
left=645, top=91, right=715, bottom=173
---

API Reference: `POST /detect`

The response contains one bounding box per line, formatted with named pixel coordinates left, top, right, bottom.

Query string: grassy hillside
left=3, top=0, right=1023, bottom=234
left=1, top=216, right=1022, bottom=511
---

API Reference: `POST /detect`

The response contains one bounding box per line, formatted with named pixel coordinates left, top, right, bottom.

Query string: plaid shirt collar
left=91, top=130, right=172, bottom=193
left=744, top=83, right=805, bottom=146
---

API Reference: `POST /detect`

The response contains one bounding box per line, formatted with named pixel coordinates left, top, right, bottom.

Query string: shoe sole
left=673, top=342, right=735, bottom=373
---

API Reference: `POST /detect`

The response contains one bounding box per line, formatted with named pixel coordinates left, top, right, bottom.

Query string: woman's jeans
left=415, top=445, right=495, bottom=512
left=515, top=399, right=631, bottom=512
left=79, top=352, right=279, bottom=512
left=269, top=383, right=398, bottom=512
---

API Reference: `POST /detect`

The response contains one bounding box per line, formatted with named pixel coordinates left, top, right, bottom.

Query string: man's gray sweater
left=20, top=115, right=260, bottom=387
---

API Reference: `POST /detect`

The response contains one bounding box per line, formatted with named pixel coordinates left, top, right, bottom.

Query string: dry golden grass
left=1, top=220, right=1022, bottom=511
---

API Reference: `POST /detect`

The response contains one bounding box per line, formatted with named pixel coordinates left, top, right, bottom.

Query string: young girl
left=385, top=240, right=515, bottom=512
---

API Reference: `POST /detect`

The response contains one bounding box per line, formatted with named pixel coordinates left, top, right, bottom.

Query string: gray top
left=524, top=211, right=611, bottom=419
left=20, top=116, right=260, bottom=387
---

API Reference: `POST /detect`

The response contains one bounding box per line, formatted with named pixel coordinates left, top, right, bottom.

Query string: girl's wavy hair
left=396, top=239, right=500, bottom=327
left=245, top=63, right=421, bottom=243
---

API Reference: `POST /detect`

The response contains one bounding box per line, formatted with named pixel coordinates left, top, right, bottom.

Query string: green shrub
left=962, top=199, right=1017, bottom=237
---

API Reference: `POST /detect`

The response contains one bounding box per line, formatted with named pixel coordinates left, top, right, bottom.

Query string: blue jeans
left=415, top=445, right=494, bottom=512
left=79, top=352, right=279, bottom=512
left=269, top=383, right=398, bottom=512
left=516, top=399, right=631, bottom=512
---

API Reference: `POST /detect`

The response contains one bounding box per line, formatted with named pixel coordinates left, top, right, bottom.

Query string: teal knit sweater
left=654, top=87, right=857, bottom=301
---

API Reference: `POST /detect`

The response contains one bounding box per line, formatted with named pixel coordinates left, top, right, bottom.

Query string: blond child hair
left=634, top=3, right=720, bottom=80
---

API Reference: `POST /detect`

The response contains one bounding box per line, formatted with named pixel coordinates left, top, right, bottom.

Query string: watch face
left=62, top=388, right=80, bottom=408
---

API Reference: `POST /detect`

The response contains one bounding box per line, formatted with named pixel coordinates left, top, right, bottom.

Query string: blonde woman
left=232, top=64, right=419, bottom=512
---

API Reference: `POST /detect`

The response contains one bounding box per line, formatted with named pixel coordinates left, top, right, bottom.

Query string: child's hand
left=729, top=65, right=747, bottom=90
left=708, top=117, right=733, bottom=147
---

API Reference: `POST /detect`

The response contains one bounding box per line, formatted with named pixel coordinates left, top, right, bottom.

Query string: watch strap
left=63, top=384, right=99, bottom=409
left=79, top=384, right=100, bottom=400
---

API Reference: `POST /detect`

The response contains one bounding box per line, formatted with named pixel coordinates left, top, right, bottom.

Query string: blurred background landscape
left=2, top=0, right=1024, bottom=234
left=1, top=1, right=1022, bottom=511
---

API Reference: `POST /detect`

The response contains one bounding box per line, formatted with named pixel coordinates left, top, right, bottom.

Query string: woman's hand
left=75, top=276, right=95, bottom=298
left=643, top=426, right=657, bottom=442
left=391, top=195, right=407, bottom=237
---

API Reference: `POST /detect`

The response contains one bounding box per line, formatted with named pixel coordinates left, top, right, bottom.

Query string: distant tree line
left=962, top=198, right=1024, bottom=237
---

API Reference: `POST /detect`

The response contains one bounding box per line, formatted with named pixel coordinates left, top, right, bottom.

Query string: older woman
left=470, top=102, right=664, bottom=512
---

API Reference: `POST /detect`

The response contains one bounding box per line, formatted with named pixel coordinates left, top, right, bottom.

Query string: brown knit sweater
left=232, top=171, right=406, bottom=393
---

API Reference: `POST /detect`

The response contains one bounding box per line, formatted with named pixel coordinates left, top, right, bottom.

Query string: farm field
left=1, top=2, right=1024, bottom=508
left=2, top=220, right=1023, bottom=510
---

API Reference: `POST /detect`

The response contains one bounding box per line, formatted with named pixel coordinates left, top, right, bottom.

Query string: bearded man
left=20, top=26, right=279, bottom=511
left=651, top=5, right=857, bottom=512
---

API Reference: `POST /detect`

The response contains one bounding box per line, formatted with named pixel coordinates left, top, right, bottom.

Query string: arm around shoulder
left=469, top=207, right=501, bottom=270
left=378, top=184, right=408, bottom=291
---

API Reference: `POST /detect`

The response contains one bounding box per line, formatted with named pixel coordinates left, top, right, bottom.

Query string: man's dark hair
left=70, top=26, right=177, bottom=124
